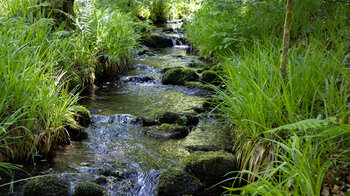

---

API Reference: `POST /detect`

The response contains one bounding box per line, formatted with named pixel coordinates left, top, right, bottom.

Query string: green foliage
left=185, top=0, right=350, bottom=194
left=0, top=16, right=80, bottom=162
left=185, top=0, right=349, bottom=60
left=224, top=136, right=331, bottom=196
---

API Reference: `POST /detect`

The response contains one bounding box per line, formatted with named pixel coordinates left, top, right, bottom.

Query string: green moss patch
left=74, top=181, right=104, bottom=196
left=69, top=105, right=92, bottom=127
left=157, top=167, right=201, bottom=196
left=161, top=68, right=199, bottom=85
left=184, top=151, right=236, bottom=185
left=23, top=176, right=70, bottom=196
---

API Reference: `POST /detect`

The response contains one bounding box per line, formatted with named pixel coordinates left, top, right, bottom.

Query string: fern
left=269, top=117, right=336, bottom=132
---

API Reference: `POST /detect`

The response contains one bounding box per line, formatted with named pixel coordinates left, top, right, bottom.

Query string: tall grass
left=0, top=0, right=140, bottom=169
left=0, top=16, right=79, bottom=163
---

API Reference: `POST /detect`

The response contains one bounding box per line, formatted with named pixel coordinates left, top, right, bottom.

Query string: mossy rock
left=74, top=181, right=104, bottom=196
left=70, top=105, right=92, bottom=127
left=144, top=124, right=188, bottom=139
left=137, top=47, right=154, bottom=56
left=184, top=114, right=200, bottom=127
left=141, top=110, right=181, bottom=126
left=141, top=35, right=173, bottom=48
left=201, top=70, right=221, bottom=85
left=186, top=62, right=206, bottom=68
left=182, top=122, right=233, bottom=152
left=157, top=167, right=201, bottom=196
left=185, top=82, right=213, bottom=91
left=161, top=68, right=199, bottom=86
left=23, top=176, right=70, bottom=196
left=65, top=117, right=88, bottom=141
left=160, top=66, right=182, bottom=74
left=184, top=151, right=236, bottom=185
left=141, top=109, right=199, bottom=127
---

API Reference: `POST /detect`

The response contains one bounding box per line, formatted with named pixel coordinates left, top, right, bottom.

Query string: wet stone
left=121, top=75, right=157, bottom=84
left=184, top=151, right=236, bottom=186
left=181, top=119, right=233, bottom=152
left=159, top=66, right=182, bottom=74
left=91, top=115, right=110, bottom=124
left=186, top=62, right=206, bottom=68
left=74, top=181, right=104, bottom=196
left=143, top=124, right=188, bottom=139
left=162, top=68, right=199, bottom=86
left=129, top=64, right=153, bottom=70
left=141, top=35, right=174, bottom=48
left=108, top=114, right=143, bottom=126
left=157, top=167, right=201, bottom=196
left=23, top=176, right=70, bottom=196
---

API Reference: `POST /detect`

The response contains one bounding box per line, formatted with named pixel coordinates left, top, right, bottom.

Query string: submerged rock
left=23, top=176, right=70, bottom=196
left=184, top=151, right=236, bottom=185
left=162, top=68, right=199, bottom=86
left=144, top=123, right=188, bottom=139
left=157, top=167, right=201, bottom=196
left=74, top=181, right=104, bottom=196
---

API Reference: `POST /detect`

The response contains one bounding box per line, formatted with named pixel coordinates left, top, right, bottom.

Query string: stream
left=49, top=21, right=216, bottom=195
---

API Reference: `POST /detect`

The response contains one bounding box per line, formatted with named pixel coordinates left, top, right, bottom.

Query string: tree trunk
left=280, top=0, right=294, bottom=79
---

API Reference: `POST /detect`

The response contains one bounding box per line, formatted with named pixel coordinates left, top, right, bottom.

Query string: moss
left=74, top=181, right=104, bottom=196
left=160, top=123, right=188, bottom=133
left=70, top=105, right=91, bottom=127
left=184, top=151, right=236, bottom=184
left=65, top=116, right=88, bottom=141
left=23, top=176, right=70, bottom=196
left=157, top=167, right=201, bottom=196
left=144, top=124, right=188, bottom=139
left=186, top=62, right=206, bottom=68
left=161, top=68, right=199, bottom=85
left=185, top=81, right=205, bottom=89
left=185, top=82, right=213, bottom=91
left=141, top=109, right=181, bottom=126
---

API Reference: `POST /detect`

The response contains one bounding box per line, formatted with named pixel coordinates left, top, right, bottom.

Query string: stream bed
left=50, top=21, right=218, bottom=195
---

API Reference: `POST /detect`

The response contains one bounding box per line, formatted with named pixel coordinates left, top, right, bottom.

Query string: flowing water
left=49, top=21, right=213, bottom=195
